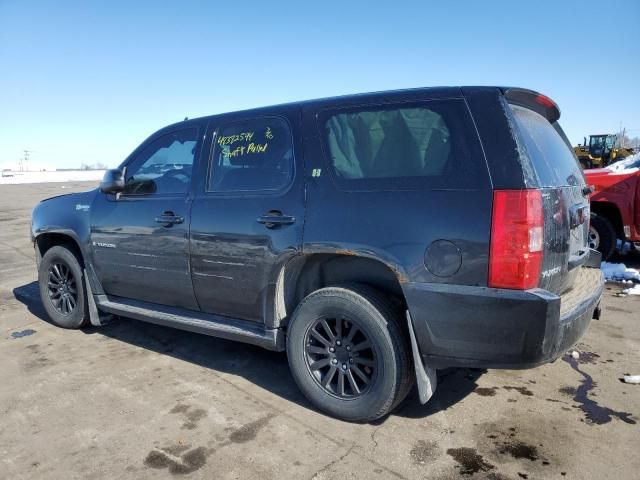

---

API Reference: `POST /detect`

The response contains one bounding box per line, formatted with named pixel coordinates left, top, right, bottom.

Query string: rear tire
left=38, top=245, right=89, bottom=329
left=286, top=284, right=414, bottom=422
left=589, top=213, right=616, bottom=261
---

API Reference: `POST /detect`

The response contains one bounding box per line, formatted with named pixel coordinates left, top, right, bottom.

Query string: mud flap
left=585, top=248, right=602, bottom=268
left=84, top=270, right=113, bottom=326
left=406, top=311, right=437, bottom=404
left=593, top=304, right=601, bottom=320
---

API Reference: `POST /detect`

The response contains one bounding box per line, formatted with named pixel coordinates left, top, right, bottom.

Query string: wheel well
left=277, top=254, right=406, bottom=327
left=35, top=233, right=84, bottom=267
left=591, top=202, right=623, bottom=238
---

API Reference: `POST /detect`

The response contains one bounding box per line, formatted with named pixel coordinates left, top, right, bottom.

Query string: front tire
left=286, top=284, right=414, bottom=422
left=38, top=245, right=89, bottom=329
left=589, top=213, right=616, bottom=261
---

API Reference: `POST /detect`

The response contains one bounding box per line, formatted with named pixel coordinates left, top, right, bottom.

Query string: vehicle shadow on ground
left=608, top=252, right=640, bottom=269
left=13, top=281, right=484, bottom=421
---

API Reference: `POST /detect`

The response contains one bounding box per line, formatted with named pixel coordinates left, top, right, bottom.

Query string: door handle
left=257, top=210, right=295, bottom=228
left=155, top=211, right=184, bottom=226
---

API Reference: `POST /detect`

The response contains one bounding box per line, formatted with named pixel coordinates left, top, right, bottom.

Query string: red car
left=585, top=154, right=640, bottom=259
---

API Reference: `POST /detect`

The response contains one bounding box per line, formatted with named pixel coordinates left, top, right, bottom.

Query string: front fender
left=31, top=189, right=98, bottom=267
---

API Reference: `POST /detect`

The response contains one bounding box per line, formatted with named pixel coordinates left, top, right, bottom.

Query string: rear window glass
left=322, top=101, right=487, bottom=190
left=510, top=105, right=584, bottom=187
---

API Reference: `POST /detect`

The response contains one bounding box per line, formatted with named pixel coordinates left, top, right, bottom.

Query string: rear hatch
left=505, top=90, right=591, bottom=295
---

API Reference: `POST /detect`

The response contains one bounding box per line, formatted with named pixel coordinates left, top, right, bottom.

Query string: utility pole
left=23, top=149, right=30, bottom=172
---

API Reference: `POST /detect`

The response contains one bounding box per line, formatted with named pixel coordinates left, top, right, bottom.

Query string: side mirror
left=100, top=168, right=125, bottom=194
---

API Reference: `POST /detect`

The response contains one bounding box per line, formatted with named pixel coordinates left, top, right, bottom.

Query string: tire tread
left=590, top=213, right=616, bottom=261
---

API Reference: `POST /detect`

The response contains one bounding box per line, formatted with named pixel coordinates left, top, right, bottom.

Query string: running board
left=95, top=295, right=285, bottom=351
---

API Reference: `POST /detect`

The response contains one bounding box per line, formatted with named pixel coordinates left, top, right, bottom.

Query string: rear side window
left=208, top=117, right=293, bottom=193
left=510, top=105, right=584, bottom=187
left=322, top=100, right=487, bottom=190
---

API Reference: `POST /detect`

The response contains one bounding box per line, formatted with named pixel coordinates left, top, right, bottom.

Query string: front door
left=90, top=126, right=202, bottom=310
left=189, top=110, right=304, bottom=324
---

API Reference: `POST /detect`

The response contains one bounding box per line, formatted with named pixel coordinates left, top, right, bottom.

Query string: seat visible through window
left=326, top=107, right=451, bottom=180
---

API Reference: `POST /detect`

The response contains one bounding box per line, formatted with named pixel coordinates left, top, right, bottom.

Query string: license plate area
left=567, top=204, right=589, bottom=269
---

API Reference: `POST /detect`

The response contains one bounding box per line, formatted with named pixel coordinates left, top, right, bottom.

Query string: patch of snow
left=0, top=170, right=105, bottom=185
left=600, top=262, right=640, bottom=282
left=622, top=284, right=640, bottom=295
left=606, top=152, right=640, bottom=172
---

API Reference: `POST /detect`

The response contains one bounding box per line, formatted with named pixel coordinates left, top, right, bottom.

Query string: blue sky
left=1, top=0, right=638, bottom=169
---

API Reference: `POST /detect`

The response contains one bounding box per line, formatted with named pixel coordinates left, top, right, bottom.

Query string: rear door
left=507, top=101, right=590, bottom=294
left=189, top=108, right=304, bottom=324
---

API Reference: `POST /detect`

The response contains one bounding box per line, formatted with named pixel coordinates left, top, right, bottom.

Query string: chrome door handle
left=257, top=211, right=295, bottom=228
left=155, top=211, right=184, bottom=226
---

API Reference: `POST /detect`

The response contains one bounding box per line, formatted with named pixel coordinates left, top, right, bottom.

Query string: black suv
left=32, top=87, right=604, bottom=422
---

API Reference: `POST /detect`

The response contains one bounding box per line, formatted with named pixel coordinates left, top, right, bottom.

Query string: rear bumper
left=404, top=267, right=604, bottom=369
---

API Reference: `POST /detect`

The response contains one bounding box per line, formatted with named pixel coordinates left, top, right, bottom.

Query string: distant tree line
left=615, top=133, right=640, bottom=149
left=80, top=162, right=109, bottom=170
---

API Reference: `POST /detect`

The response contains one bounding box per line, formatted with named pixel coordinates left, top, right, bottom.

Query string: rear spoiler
left=501, top=87, right=561, bottom=124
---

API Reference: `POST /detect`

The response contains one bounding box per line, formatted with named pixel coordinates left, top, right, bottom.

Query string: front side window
left=208, top=117, right=293, bottom=193
left=124, top=128, right=198, bottom=195
left=589, top=136, right=604, bottom=148
left=322, top=101, right=483, bottom=190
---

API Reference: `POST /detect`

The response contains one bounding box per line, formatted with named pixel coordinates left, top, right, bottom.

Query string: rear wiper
left=582, top=185, right=594, bottom=196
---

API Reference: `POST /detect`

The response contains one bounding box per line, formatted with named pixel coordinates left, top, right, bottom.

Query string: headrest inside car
left=228, top=153, right=267, bottom=167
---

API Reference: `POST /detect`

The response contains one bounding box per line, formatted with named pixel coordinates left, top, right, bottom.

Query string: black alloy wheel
left=304, top=316, right=377, bottom=399
left=47, top=262, right=78, bottom=315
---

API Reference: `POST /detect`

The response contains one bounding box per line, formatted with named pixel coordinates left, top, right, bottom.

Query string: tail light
left=489, top=190, right=543, bottom=289
left=535, top=94, right=557, bottom=109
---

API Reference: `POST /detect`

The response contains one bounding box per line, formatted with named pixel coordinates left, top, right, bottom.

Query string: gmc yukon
left=31, top=87, right=604, bottom=421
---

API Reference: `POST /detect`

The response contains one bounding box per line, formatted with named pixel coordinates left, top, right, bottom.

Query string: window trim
left=204, top=115, right=296, bottom=197
left=119, top=126, right=200, bottom=199
left=316, top=97, right=485, bottom=192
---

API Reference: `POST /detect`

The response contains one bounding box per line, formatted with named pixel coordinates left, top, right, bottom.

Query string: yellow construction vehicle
left=574, top=134, right=634, bottom=169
